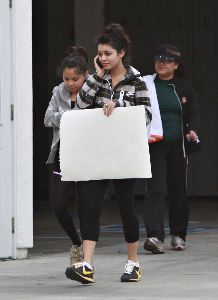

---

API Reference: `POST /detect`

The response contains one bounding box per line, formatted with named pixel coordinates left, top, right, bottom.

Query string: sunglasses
left=154, top=56, right=177, bottom=64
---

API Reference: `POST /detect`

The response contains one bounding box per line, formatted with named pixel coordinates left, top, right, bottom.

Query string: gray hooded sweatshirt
left=44, top=82, right=78, bottom=164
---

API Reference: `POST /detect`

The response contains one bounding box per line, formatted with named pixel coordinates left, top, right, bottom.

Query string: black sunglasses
left=154, top=58, right=176, bottom=64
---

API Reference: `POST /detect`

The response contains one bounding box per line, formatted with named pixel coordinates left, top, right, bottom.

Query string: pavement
left=1, top=197, right=218, bottom=300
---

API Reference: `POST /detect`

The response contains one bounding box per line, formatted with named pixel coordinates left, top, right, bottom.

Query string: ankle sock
left=128, top=260, right=139, bottom=267
left=83, top=262, right=93, bottom=270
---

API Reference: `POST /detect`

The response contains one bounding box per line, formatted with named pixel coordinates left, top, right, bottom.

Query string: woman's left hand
left=103, top=101, right=116, bottom=116
left=186, top=130, right=198, bottom=141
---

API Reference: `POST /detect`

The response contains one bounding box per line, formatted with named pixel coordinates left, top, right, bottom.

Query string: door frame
left=0, top=0, right=33, bottom=259
left=0, top=0, right=13, bottom=259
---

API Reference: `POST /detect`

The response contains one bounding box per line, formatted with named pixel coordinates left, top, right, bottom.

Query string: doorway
left=33, top=0, right=218, bottom=214
left=32, top=0, right=75, bottom=210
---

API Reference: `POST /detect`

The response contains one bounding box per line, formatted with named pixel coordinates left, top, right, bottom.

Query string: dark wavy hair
left=58, top=46, right=88, bottom=76
left=95, top=23, right=132, bottom=66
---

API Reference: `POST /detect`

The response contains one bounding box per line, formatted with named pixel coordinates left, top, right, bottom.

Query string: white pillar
left=0, top=0, right=13, bottom=259
left=11, top=0, right=33, bottom=258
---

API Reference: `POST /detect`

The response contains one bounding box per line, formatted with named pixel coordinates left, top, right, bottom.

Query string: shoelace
left=124, top=263, right=135, bottom=274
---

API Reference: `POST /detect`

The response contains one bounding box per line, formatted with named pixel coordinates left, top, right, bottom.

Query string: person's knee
left=83, top=205, right=101, bottom=219
left=145, top=191, right=164, bottom=202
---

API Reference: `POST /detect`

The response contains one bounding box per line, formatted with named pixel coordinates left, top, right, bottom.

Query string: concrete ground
left=1, top=197, right=218, bottom=300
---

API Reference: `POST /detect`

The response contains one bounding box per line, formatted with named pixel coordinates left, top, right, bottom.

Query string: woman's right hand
left=103, top=101, right=116, bottom=116
left=186, top=130, right=198, bottom=141
left=94, top=56, right=105, bottom=78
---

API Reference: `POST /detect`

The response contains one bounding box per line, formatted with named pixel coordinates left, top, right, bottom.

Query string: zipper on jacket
left=105, top=70, right=137, bottom=104
left=105, top=79, right=114, bottom=102
left=169, top=83, right=186, bottom=157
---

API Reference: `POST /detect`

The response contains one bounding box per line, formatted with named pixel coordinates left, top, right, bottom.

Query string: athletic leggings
left=78, top=179, right=139, bottom=243
left=52, top=166, right=86, bottom=246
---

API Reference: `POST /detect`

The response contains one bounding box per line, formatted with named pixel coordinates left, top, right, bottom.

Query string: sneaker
left=171, top=236, right=186, bottom=251
left=144, top=237, right=164, bottom=254
left=120, top=261, right=141, bottom=282
left=65, top=262, right=95, bottom=284
left=70, top=245, right=83, bottom=265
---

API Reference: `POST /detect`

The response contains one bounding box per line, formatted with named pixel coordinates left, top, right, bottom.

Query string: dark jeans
left=78, top=179, right=139, bottom=243
left=144, top=140, right=188, bottom=242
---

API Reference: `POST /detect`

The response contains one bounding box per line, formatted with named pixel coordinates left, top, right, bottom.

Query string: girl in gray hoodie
left=44, top=46, right=88, bottom=266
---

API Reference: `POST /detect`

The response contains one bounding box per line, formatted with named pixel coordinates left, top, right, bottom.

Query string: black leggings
left=78, top=179, right=139, bottom=243
left=52, top=168, right=86, bottom=246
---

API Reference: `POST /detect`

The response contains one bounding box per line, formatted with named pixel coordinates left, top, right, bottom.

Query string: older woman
left=143, top=44, right=200, bottom=254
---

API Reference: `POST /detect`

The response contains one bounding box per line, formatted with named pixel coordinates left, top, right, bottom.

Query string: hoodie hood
left=122, top=66, right=142, bottom=84
left=127, top=66, right=141, bottom=77
left=58, top=82, right=71, bottom=102
left=102, top=65, right=141, bottom=84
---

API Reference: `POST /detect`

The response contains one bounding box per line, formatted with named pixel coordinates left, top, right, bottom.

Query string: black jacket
left=170, top=76, right=200, bottom=136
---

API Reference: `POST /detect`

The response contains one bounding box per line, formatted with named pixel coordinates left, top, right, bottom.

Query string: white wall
left=11, top=0, right=33, bottom=258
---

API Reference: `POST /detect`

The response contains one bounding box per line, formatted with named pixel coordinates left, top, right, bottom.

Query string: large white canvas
left=60, top=106, right=151, bottom=181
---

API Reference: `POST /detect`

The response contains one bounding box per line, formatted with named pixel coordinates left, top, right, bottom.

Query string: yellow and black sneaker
left=65, top=262, right=95, bottom=284
left=120, top=261, right=141, bottom=282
